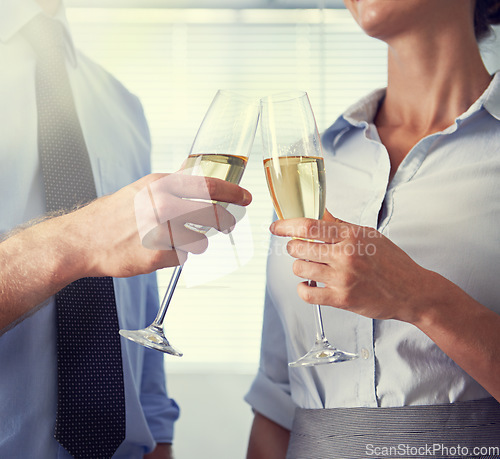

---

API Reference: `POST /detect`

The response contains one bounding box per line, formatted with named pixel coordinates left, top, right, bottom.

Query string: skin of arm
left=270, top=211, right=500, bottom=402
left=0, top=173, right=251, bottom=331
left=144, top=443, right=173, bottom=459
left=247, top=411, right=290, bottom=459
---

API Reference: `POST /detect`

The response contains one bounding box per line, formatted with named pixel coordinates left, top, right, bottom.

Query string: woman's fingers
left=287, top=239, right=331, bottom=263
left=270, top=218, right=353, bottom=244
left=296, top=281, right=339, bottom=307
left=292, top=259, right=334, bottom=285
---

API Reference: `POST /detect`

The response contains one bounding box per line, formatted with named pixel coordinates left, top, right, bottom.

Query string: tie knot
left=22, top=14, right=66, bottom=60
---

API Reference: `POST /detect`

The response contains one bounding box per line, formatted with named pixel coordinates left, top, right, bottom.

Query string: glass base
left=119, top=325, right=183, bottom=356
left=289, top=339, right=357, bottom=367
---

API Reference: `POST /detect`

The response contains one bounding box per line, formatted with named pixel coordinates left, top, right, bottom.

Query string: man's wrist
left=41, top=211, right=90, bottom=284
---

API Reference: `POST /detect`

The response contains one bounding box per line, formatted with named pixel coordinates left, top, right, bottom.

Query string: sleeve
left=244, top=281, right=298, bottom=430
left=139, top=273, right=180, bottom=444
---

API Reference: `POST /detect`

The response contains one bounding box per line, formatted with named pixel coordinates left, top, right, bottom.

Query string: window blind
left=68, top=8, right=388, bottom=371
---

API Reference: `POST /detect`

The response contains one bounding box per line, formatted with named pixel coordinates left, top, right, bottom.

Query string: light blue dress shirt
left=246, top=73, right=500, bottom=430
left=0, top=1, right=179, bottom=457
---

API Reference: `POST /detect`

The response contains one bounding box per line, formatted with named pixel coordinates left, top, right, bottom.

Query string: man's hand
left=0, top=173, right=252, bottom=330
left=76, top=173, right=252, bottom=278
left=144, top=443, right=173, bottom=459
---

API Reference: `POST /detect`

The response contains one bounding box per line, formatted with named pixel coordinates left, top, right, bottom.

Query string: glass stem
left=313, top=305, right=326, bottom=342
left=152, top=265, right=183, bottom=327
left=309, top=280, right=326, bottom=342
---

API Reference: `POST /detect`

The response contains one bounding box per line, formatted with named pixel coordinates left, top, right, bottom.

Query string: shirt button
left=360, top=348, right=370, bottom=360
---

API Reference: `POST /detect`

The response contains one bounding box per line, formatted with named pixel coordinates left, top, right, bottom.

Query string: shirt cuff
left=141, top=394, right=180, bottom=444
left=244, top=369, right=298, bottom=431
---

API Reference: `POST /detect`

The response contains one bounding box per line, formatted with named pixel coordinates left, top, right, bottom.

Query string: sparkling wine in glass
left=260, top=91, right=357, bottom=367
left=120, top=90, right=259, bottom=354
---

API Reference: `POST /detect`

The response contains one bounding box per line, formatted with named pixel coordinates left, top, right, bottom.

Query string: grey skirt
left=286, top=398, right=500, bottom=459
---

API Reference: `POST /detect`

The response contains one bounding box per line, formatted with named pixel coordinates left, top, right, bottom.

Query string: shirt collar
left=471, top=71, right=500, bottom=121
left=322, top=71, right=500, bottom=153
left=0, top=0, right=77, bottom=67
left=321, top=87, right=385, bottom=153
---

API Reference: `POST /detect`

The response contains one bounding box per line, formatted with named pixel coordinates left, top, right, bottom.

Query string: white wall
left=167, top=370, right=255, bottom=459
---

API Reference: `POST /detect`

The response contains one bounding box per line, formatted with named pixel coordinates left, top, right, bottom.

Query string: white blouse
left=246, top=73, right=500, bottom=429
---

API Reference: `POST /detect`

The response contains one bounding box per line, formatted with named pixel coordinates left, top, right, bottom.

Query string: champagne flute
left=260, top=91, right=357, bottom=366
left=120, top=90, right=259, bottom=354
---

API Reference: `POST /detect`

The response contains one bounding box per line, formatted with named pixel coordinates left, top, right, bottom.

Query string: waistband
left=287, top=398, right=500, bottom=459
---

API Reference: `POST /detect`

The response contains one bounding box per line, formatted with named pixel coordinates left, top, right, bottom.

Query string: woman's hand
left=270, top=210, right=500, bottom=400
left=270, top=210, right=439, bottom=325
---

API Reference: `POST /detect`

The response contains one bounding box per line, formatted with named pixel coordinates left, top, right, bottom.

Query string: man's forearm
left=0, top=214, right=82, bottom=330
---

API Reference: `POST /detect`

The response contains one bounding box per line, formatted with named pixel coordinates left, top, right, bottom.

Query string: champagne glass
left=260, top=91, right=357, bottom=366
left=120, top=90, right=259, bottom=354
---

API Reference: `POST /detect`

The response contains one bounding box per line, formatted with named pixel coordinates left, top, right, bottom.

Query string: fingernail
left=243, top=190, right=252, bottom=204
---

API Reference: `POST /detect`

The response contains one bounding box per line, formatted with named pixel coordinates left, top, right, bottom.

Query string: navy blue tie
left=23, top=15, right=126, bottom=458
